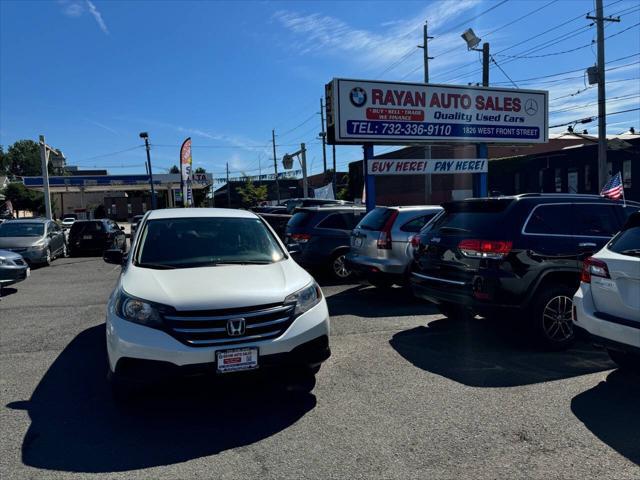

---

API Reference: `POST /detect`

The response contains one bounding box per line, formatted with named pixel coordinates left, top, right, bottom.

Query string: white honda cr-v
left=103, top=208, right=330, bottom=394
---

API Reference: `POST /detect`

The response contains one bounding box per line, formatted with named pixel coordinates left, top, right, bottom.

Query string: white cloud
left=272, top=0, right=481, bottom=74
left=85, top=1, right=109, bottom=35
left=58, top=0, right=109, bottom=34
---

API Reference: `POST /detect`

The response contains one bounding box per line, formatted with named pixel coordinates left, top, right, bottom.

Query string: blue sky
left=1, top=0, right=638, bottom=181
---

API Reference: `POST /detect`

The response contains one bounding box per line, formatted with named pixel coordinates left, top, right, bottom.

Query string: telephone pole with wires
left=587, top=0, right=620, bottom=188
left=418, top=21, right=434, bottom=202
left=272, top=129, right=280, bottom=203
left=319, top=98, right=327, bottom=174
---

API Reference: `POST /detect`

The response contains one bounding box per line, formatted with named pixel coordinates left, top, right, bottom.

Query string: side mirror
left=103, top=249, right=125, bottom=265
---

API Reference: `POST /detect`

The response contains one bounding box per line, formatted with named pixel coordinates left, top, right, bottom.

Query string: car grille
left=161, top=303, right=296, bottom=347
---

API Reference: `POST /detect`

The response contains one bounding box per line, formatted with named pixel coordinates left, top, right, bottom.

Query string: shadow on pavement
left=571, top=370, right=640, bottom=465
left=7, top=325, right=316, bottom=473
left=326, top=284, right=438, bottom=318
left=0, top=286, right=18, bottom=298
left=389, top=316, right=614, bottom=387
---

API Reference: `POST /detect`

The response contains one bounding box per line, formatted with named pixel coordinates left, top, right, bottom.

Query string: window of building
left=554, top=168, right=562, bottom=192
left=584, top=165, right=591, bottom=191
left=623, top=159, right=632, bottom=188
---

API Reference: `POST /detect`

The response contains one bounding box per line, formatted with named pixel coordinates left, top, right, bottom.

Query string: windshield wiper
left=212, top=261, right=271, bottom=265
left=620, top=249, right=640, bottom=257
left=136, top=262, right=177, bottom=269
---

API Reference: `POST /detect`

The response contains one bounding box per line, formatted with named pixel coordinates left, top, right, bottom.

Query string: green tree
left=195, top=167, right=206, bottom=174
left=236, top=178, right=267, bottom=208
left=3, top=182, right=38, bottom=215
left=4, top=140, right=46, bottom=178
left=169, top=165, right=180, bottom=174
left=0, top=145, right=7, bottom=174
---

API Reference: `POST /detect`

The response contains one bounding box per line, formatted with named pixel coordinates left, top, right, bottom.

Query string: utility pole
left=588, top=0, right=620, bottom=188
left=418, top=21, right=434, bottom=203
left=320, top=98, right=327, bottom=174
left=272, top=129, right=280, bottom=202
left=139, top=132, right=156, bottom=209
left=39, top=135, right=52, bottom=220
left=332, top=144, right=336, bottom=197
left=226, top=162, right=231, bottom=207
left=301, top=143, right=309, bottom=198
left=474, top=42, right=490, bottom=198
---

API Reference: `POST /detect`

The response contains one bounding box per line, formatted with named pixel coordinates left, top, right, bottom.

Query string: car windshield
left=135, top=217, right=285, bottom=268
left=71, top=221, right=104, bottom=234
left=0, top=223, right=44, bottom=237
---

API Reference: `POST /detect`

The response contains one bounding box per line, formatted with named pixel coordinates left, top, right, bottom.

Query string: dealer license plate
left=83, top=235, right=92, bottom=240
left=216, top=347, right=258, bottom=374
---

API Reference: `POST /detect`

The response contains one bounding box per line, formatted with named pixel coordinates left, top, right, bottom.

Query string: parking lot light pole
left=140, top=132, right=157, bottom=209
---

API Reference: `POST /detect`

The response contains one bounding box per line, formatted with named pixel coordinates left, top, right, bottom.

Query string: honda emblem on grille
left=226, top=318, right=246, bottom=336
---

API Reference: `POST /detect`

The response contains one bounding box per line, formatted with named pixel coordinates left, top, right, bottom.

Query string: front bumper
left=106, top=299, right=331, bottom=381
left=0, top=265, right=29, bottom=286
left=345, top=252, right=406, bottom=275
left=573, top=284, right=640, bottom=354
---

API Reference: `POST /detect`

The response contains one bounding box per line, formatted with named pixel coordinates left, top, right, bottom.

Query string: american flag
left=600, top=172, right=624, bottom=200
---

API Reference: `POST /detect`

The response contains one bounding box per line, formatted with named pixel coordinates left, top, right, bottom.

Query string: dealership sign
left=325, top=79, right=548, bottom=145
left=368, top=158, right=488, bottom=175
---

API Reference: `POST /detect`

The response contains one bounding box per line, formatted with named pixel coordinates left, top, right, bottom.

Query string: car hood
left=120, top=259, right=311, bottom=311
left=0, top=237, right=45, bottom=248
left=0, top=249, right=24, bottom=260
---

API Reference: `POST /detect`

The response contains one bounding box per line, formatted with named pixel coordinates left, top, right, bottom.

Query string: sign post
left=363, top=144, right=375, bottom=211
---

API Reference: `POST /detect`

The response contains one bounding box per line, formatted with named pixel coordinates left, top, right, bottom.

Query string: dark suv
left=410, top=194, right=639, bottom=349
left=69, top=219, right=127, bottom=256
left=285, top=205, right=366, bottom=279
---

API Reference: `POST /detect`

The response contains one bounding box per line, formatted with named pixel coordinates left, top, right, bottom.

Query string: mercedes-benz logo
left=525, top=99, right=538, bottom=116
left=349, top=87, right=367, bottom=107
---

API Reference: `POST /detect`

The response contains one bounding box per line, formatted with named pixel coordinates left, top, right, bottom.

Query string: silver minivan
left=346, top=206, right=442, bottom=287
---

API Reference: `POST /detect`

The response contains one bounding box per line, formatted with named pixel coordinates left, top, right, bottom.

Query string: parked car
left=0, top=218, right=67, bottom=265
left=285, top=205, right=366, bottom=280
left=68, top=219, right=126, bottom=256
left=130, top=214, right=145, bottom=238
left=283, top=198, right=352, bottom=214
left=573, top=211, right=640, bottom=372
left=410, top=194, right=639, bottom=349
left=347, top=206, right=442, bottom=287
left=61, top=216, right=77, bottom=230
left=102, top=208, right=330, bottom=397
left=0, top=249, right=29, bottom=290
left=251, top=205, right=287, bottom=214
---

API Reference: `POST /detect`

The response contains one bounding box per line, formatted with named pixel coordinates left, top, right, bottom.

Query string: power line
left=490, top=55, right=518, bottom=88
left=433, top=0, right=510, bottom=38
left=73, top=145, right=144, bottom=164
left=549, top=107, right=640, bottom=128
left=277, top=112, right=317, bottom=137
left=550, top=94, right=640, bottom=115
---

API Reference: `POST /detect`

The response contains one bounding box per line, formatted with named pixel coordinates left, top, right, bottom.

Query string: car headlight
left=0, top=257, right=8, bottom=266
left=285, top=282, right=322, bottom=316
left=28, top=243, right=46, bottom=251
left=115, top=290, right=163, bottom=328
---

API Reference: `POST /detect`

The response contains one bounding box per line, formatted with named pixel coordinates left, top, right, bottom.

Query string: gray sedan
left=0, top=249, right=29, bottom=289
left=0, top=219, right=67, bottom=266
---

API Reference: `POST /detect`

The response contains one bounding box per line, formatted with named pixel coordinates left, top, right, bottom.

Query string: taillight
left=458, top=239, right=513, bottom=259
left=291, top=233, right=311, bottom=243
left=409, top=235, right=421, bottom=249
left=581, top=257, right=610, bottom=283
left=377, top=210, right=399, bottom=249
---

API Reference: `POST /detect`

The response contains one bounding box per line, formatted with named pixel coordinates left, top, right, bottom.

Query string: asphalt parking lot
left=1, top=258, right=639, bottom=479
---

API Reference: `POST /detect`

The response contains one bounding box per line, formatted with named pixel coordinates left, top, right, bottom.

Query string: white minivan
left=103, top=208, right=330, bottom=395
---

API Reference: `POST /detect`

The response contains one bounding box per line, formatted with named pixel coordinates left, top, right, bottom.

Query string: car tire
left=44, top=248, right=52, bottom=266
left=329, top=252, right=352, bottom=280
left=530, top=283, right=576, bottom=350
left=61, top=243, right=68, bottom=258
left=608, top=349, right=640, bottom=374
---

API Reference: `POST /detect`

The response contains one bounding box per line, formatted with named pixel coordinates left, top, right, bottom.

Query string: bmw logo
left=524, top=99, right=538, bottom=116
left=350, top=87, right=367, bottom=107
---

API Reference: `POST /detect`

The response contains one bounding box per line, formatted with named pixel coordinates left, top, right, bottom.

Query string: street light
left=462, top=28, right=489, bottom=198
left=139, top=132, right=157, bottom=209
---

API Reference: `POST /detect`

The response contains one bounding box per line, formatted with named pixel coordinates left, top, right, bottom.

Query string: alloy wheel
left=332, top=254, right=351, bottom=279
left=542, top=295, right=574, bottom=342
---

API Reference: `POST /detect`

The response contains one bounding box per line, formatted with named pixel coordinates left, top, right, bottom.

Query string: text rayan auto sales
left=370, top=88, right=528, bottom=124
